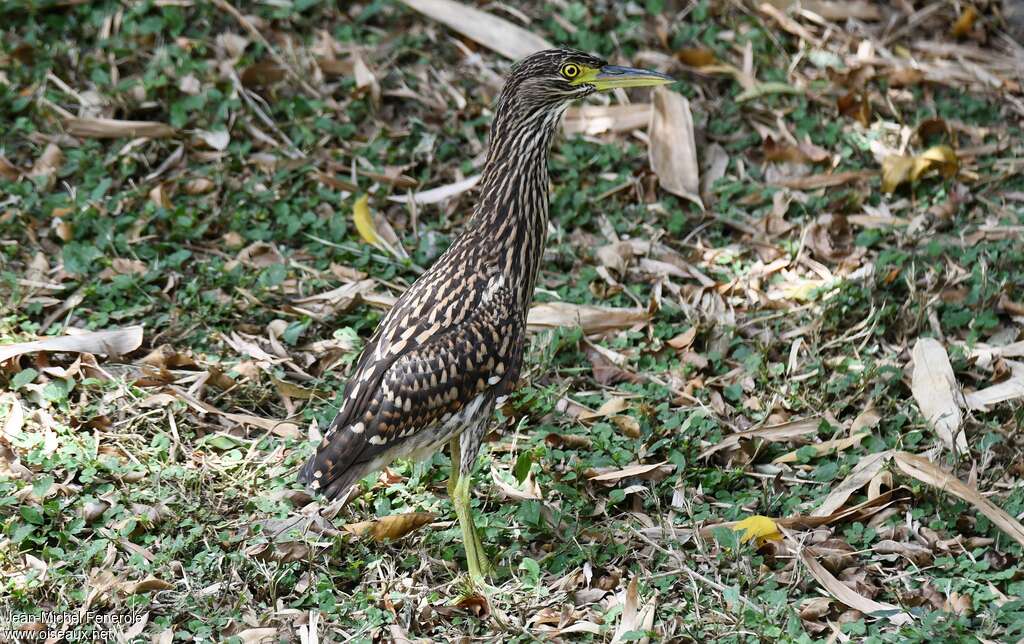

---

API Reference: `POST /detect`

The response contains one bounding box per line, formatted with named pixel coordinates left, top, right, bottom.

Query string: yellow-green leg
left=448, top=437, right=491, bottom=583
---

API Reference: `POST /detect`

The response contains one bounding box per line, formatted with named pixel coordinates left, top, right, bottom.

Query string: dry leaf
left=950, top=6, right=978, bottom=38
left=235, top=628, right=278, bottom=644
left=589, top=461, right=673, bottom=483
left=611, top=577, right=655, bottom=644
left=699, top=416, right=821, bottom=459
left=772, top=431, right=869, bottom=464
left=29, top=143, right=63, bottom=188
left=893, top=451, right=1024, bottom=547
left=799, top=548, right=913, bottom=625
left=64, top=117, right=176, bottom=139
left=491, top=466, right=542, bottom=501
left=577, top=396, right=629, bottom=421
left=881, top=145, right=959, bottom=193
left=527, top=302, right=647, bottom=334
left=0, top=326, right=143, bottom=363
left=762, top=137, right=829, bottom=164
left=732, top=515, right=781, bottom=544
left=648, top=87, right=703, bottom=209
left=813, top=451, right=893, bottom=517
left=965, top=361, right=1024, bottom=410
left=343, top=511, right=436, bottom=541
left=675, top=47, right=718, bottom=67
left=0, top=154, right=20, bottom=180
left=122, top=575, right=173, bottom=595
left=910, top=338, right=967, bottom=452
left=386, top=175, right=480, bottom=205
left=399, top=0, right=553, bottom=60
left=563, top=104, right=651, bottom=136
left=195, top=129, right=230, bottom=151
left=837, top=91, right=871, bottom=126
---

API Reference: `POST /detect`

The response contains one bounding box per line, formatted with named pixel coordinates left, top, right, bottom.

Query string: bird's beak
left=585, top=65, right=675, bottom=91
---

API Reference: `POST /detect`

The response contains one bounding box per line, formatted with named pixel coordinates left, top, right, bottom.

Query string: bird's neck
left=470, top=101, right=567, bottom=310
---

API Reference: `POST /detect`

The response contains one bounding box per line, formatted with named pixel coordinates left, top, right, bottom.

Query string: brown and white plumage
left=298, top=48, right=673, bottom=580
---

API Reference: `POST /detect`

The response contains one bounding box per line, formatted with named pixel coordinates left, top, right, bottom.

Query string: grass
left=2, top=1, right=1024, bottom=642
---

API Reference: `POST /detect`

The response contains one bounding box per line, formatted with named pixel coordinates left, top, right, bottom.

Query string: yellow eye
left=561, top=63, right=581, bottom=79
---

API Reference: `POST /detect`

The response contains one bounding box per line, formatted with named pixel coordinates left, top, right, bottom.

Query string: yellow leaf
left=950, top=5, right=977, bottom=38
left=881, top=155, right=915, bottom=193
left=352, top=194, right=381, bottom=246
left=732, top=515, right=781, bottom=545
left=881, top=145, right=958, bottom=193
left=912, top=145, right=959, bottom=180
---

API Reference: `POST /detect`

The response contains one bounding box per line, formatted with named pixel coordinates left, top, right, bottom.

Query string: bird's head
left=498, top=48, right=675, bottom=113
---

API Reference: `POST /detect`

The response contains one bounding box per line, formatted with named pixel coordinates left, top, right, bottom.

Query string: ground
left=2, top=1, right=1024, bottom=642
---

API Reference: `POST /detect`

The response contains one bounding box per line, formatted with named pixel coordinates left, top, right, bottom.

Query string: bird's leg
left=447, top=437, right=461, bottom=499
left=449, top=436, right=491, bottom=584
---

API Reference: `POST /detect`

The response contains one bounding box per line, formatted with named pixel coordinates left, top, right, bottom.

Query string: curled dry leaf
left=526, top=302, right=648, bottom=334
left=881, top=145, right=959, bottom=194
left=965, top=360, right=1024, bottom=410
left=837, top=91, right=871, bottom=126
left=950, top=6, right=979, bottom=38
left=611, top=577, right=656, bottom=644
left=343, top=511, right=436, bottom=542
left=185, top=178, right=216, bottom=195
left=648, top=87, right=703, bottom=209
left=873, top=539, right=932, bottom=565
left=0, top=154, right=20, bottom=180
left=0, top=326, right=143, bottom=363
left=29, top=143, right=64, bottom=188
left=762, top=137, right=829, bottom=164
left=122, top=575, right=173, bottom=595
left=399, top=0, right=552, bottom=60
left=194, top=129, right=230, bottom=151
left=805, top=214, right=854, bottom=263
left=910, top=338, right=967, bottom=452
left=812, top=450, right=893, bottom=517
left=675, top=47, right=718, bottom=67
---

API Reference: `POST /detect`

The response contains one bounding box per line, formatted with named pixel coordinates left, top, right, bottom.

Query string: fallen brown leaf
left=772, top=431, right=869, bottom=464
left=563, top=103, right=652, bottom=136
left=399, top=0, right=552, bottom=60
left=63, top=116, right=176, bottom=139
left=526, top=302, right=648, bottom=334
left=813, top=451, right=892, bottom=517
left=799, top=548, right=913, bottom=625
left=648, top=87, right=702, bottom=209
left=881, top=146, right=959, bottom=193
left=0, top=326, right=143, bottom=363
left=343, top=511, right=436, bottom=541
left=893, top=451, right=1024, bottom=547
left=699, top=416, right=821, bottom=459
left=910, top=338, right=967, bottom=452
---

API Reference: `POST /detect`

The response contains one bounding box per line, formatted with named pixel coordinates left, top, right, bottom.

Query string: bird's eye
left=561, top=63, right=581, bottom=79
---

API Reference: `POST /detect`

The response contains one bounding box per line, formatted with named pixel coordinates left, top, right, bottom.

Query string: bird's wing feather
left=298, top=266, right=523, bottom=499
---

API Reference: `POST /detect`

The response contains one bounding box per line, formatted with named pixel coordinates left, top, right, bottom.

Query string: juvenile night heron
left=299, top=49, right=673, bottom=582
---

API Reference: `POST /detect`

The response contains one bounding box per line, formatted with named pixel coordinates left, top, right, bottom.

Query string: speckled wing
left=298, top=267, right=523, bottom=500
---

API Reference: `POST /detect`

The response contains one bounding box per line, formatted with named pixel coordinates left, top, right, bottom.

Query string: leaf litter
left=2, top=0, right=1024, bottom=641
